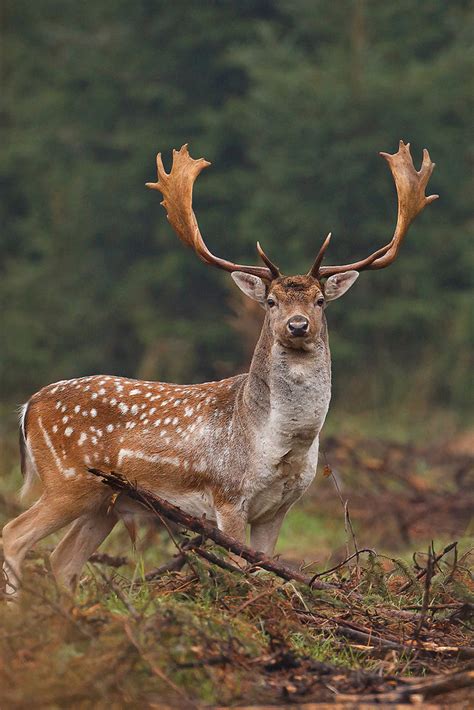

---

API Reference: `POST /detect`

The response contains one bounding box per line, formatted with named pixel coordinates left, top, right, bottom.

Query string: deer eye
left=316, top=297, right=325, bottom=307
left=267, top=297, right=276, bottom=307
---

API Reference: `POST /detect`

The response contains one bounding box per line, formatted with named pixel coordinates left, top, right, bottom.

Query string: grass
left=277, top=507, right=346, bottom=561
left=1, top=542, right=472, bottom=707
left=0, top=425, right=473, bottom=706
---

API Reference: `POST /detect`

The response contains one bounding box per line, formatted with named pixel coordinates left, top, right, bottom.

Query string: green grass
left=277, top=507, right=347, bottom=562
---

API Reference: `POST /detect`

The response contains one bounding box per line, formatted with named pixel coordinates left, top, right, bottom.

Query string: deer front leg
left=250, top=505, right=291, bottom=557
left=214, top=501, right=248, bottom=567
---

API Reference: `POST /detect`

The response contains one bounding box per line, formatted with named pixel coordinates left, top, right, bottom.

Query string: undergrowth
left=1, top=540, right=473, bottom=707
left=1, top=432, right=472, bottom=706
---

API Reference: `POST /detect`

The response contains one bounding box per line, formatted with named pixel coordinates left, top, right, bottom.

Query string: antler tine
left=308, top=232, right=332, bottom=277
left=146, top=145, right=276, bottom=281
left=317, top=141, right=439, bottom=278
left=256, top=241, right=281, bottom=279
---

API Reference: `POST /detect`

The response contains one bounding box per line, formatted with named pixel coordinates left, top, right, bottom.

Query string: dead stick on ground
left=295, top=608, right=474, bottom=659
left=144, top=535, right=203, bottom=581
left=143, top=554, right=187, bottom=581
left=88, top=468, right=333, bottom=590
left=309, top=548, right=376, bottom=584
left=192, top=546, right=246, bottom=575
left=338, top=668, right=474, bottom=703
left=399, top=541, right=457, bottom=593
left=414, top=542, right=435, bottom=639
left=89, top=552, right=129, bottom=568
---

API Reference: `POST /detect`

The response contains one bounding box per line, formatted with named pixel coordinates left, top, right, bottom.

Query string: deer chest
left=247, top=430, right=320, bottom=522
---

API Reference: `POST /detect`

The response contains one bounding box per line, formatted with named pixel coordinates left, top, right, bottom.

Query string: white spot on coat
left=117, top=449, right=180, bottom=468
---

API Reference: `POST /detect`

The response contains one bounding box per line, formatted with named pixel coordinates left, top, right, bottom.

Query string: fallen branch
left=309, top=548, right=376, bottom=583
left=88, top=468, right=333, bottom=590
left=338, top=667, right=474, bottom=703
left=144, top=535, right=203, bottom=581
left=143, top=554, right=187, bottom=581
left=296, top=608, right=474, bottom=659
left=89, top=552, right=129, bottom=568
left=398, top=541, right=457, bottom=593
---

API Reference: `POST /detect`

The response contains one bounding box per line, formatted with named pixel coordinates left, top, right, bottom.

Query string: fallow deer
left=2, top=141, right=437, bottom=597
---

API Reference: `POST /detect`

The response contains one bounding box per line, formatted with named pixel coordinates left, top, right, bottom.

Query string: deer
left=2, top=141, right=438, bottom=598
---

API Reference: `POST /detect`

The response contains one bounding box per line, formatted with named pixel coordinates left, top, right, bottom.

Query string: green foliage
left=1, top=0, right=472, bottom=419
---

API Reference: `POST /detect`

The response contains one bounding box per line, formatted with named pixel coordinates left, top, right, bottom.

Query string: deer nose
left=287, top=315, right=309, bottom=337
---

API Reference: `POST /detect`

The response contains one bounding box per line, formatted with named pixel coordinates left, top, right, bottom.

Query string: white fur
left=18, top=403, right=39, bottom=500
left=247, top=345, right=330, bottom=522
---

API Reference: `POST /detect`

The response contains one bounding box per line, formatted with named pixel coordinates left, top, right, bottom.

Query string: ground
left=0, top=431, right=473, bottom=708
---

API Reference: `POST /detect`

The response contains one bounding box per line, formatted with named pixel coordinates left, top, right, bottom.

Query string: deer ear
left=231, top=272, right=267, bottom=303
left=324, top=270, right=359, bottom=301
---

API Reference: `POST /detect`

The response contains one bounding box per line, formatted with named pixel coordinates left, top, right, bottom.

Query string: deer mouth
left=278, top=334, right=315, bottom=352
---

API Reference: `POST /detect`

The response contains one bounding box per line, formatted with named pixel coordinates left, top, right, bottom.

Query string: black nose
left=287, top=316, right=309, bottom=337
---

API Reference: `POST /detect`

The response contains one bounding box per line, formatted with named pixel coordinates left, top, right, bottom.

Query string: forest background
left=1, top=0, right=472, bottom=441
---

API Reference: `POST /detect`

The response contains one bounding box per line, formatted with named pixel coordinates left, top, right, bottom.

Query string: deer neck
left=243, top=315, right=332, bottom=441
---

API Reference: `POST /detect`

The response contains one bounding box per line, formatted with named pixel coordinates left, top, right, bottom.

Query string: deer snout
left=287, top=315, right=309, bottom=337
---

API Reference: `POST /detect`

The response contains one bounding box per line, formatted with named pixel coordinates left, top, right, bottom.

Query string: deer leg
left=2, top=494, right=94, bottom=599
left=50, top=510, right=117, bottom=592
left=214, top=502, right=248, bottom=567
left=250, top=505, right=291, bottom=557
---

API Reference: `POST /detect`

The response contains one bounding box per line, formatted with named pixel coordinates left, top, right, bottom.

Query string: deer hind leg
left=50, top=510, right=117, bottom=592
left=2, top=493, right=99, bottom=600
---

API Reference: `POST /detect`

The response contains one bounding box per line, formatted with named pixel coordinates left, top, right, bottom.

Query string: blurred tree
left=226, top=0, right=474, bottom=409
left=0, top=0, right=472, bottom=417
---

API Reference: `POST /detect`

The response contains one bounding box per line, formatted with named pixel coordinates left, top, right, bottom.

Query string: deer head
left=146, top=142, right=438, bottom=352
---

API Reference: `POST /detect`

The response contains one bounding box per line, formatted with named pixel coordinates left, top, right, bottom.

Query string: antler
left=146, top=144, right=280, bottom=281
left=309, top=141, right=439, bottom=278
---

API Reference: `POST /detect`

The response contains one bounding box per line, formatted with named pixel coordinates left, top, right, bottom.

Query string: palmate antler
left=309, top=141, right=439, bottom=278
left=147, top=141, right=438, bottom=283
left=146, top=144, right=280, bottom=281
